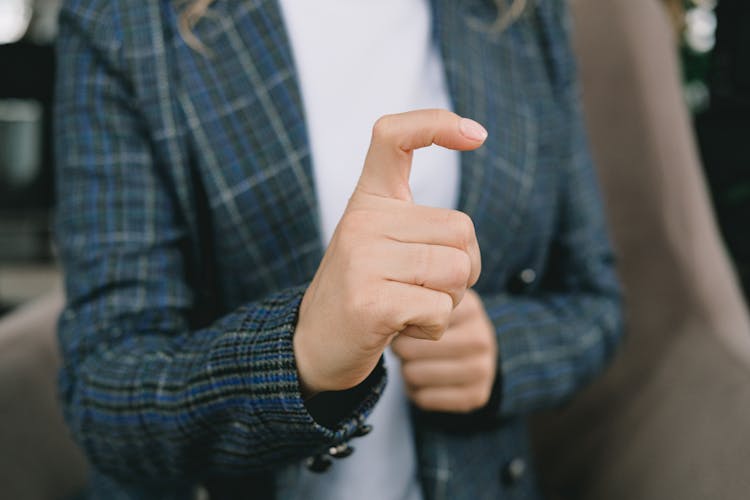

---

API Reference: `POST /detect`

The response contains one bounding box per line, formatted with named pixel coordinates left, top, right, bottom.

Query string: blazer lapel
left=171, top=0, right=323, bottom=291
left=432, top=0, right=538, bottom=285
left=167, top=0, right=537, bottom=292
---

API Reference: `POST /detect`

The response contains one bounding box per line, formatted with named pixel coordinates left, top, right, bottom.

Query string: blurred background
left=0, top=0, right=60, bottom=316
left=687, top=0, right=750, bottom=299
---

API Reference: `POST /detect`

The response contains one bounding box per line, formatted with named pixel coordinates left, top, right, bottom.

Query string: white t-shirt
left=278, top=1, right=460, bottom=498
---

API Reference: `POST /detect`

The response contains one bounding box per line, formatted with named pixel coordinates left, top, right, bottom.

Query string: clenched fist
left=392, top=289, right=498, bottom=413
left=294, top=109, right=487, bottom=397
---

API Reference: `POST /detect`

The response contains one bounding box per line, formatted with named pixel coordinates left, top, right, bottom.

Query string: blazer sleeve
left=54, top=1, right=383, bottom=481
left=481, top=1, right=623, bottom=417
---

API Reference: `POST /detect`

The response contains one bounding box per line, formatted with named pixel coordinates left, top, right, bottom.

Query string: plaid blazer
left=55, top=0, right=622, bottom=498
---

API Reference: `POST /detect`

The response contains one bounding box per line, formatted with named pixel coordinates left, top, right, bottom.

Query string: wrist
left=292, top=323, right=322, bottom=400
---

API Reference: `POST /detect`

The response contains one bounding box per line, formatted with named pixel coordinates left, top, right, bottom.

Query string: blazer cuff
left=223, top=285, right=386, bottom=452
left=304, top=358, right=386, bottom=430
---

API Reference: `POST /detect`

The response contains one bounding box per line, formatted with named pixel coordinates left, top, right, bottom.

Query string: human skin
left=294, top=109, right=488, bottom=400
left=393, top=289, right=498, bottom=413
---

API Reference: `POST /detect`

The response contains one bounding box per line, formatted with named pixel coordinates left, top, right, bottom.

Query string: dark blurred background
left=689, top=0, right=750, bottom=299
left=0, top=0, right=747, bottom=317
left=0, top=0, right=61, bottom=315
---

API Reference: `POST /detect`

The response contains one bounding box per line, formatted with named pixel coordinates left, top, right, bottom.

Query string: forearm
left=58, top=285, right=385, bottom=480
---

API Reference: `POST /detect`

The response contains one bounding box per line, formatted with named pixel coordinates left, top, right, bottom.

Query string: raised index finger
left=356, top=109, right=488, bottom=201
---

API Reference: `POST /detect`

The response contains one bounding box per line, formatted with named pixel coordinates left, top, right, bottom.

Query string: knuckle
left=372, top=115, right=397, bottom=142
left=393, top=307, right=415, bottom=334
left=378, top=293, right=401, bottom=329
left=447, top=249, right=472, bottom=288
left=452, top=211, right=476, bottom=249
left=442, top=292, right=455, bottom=315
left=434, top=293, right=453, bottom=331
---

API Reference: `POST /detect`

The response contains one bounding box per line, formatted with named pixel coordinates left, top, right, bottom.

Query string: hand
left=294, top=109, right=488, bottom=397
left=391, top=289, right=498, bottom=413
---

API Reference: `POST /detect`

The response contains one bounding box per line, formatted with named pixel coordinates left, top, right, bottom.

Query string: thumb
left=355, top=109, right=487, bottom=202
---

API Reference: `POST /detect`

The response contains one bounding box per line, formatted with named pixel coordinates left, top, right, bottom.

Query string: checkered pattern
left=55, top=0, right=621, bottom=497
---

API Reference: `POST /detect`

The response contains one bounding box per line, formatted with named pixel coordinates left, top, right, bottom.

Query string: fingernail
left=459, top=118, right=488, bottom=142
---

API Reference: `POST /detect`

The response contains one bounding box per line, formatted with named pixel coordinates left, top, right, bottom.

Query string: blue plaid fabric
left=54, top=0, right=622, bottom=498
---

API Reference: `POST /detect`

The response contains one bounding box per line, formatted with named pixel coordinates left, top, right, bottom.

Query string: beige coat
left=531, top=1, right=750, bottom=499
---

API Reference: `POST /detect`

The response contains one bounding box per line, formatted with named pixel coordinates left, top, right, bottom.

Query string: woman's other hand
left=391, top=289, right=498, bottom=413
